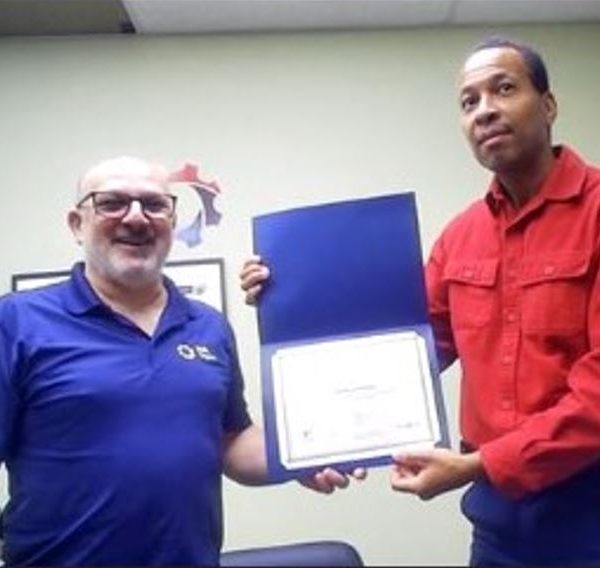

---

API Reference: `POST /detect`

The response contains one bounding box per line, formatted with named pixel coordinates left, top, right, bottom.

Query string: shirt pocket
left=443, top=259, right=499, bottom=329
left=520, top=251, right=592, bottom=333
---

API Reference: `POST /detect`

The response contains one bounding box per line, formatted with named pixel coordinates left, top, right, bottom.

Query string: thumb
left=392, top=451, right=432, bottom=468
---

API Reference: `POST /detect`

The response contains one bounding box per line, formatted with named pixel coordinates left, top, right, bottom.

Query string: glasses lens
left=93, top=193, right=131, bottom=217
left=92, top=192, right=175, bottom=219
left=140, top=195, right=174, bottom=218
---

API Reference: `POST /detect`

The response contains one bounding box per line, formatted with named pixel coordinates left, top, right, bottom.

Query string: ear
left=542, top=91, right=558, bottom=127
left=67, top=209, right=84, bottom=245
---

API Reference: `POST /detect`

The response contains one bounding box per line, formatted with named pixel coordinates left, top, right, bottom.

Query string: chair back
left=220, top=540, right=363, bottom=567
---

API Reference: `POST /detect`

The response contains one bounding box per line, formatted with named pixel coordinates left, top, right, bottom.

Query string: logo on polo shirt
left=177, top=343, right=218, bottom=362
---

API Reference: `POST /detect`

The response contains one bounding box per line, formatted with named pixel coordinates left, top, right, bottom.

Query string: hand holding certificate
left=253, top=193, right=449, bottom=481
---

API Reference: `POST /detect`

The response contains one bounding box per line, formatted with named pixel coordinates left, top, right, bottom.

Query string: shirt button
left=544, top=265, right=556, bottom=276
left=506, top=312, right=517, bottom=323
left=463, top=269, right=474, bottom=278
left=501, top=355, right=512, bottom=365
left=500, top=399, right=512, bottom=410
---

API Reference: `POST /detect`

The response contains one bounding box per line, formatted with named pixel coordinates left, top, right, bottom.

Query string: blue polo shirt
left=0, top=263, right=252, bottom=566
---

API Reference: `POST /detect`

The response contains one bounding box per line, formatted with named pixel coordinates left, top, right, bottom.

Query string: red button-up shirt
left=426, top=146, right=600, bottom=498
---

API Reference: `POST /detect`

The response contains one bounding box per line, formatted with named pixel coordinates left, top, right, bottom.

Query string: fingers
left=313, top=471, right=341, bottom=494
left=389, top=451, right=457, bottom=501
left=241, top=254, right=262, bottom=272
left=389, top=452, right=428, bottom=498
left=390, top=464, right=418, bottom=492
left=351, top=467, right=368, bottom=481
left=391, top=451, right=432, bottom=466
left=239, top=255, right=270, bottom=305
left=299, top=466, right=363, bottom=494
left=390, top=478, right=416, bottom=493
left=322, top=467, right=351, bottom=489
left=239, top=256, right=268, bottom=290
left=244, top=285, right=263, bottom=306
left=310, top=468, right=349, bottom=493
left=298, top=472, right=335, bottom=494
left=389, top=467, right=436, bottom=500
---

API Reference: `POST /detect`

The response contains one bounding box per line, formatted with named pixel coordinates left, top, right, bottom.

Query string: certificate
left=253, top=193, right=449, bottom=481
left=272, top=331, right=442, bottom=470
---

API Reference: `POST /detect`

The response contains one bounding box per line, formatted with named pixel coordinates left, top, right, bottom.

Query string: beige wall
left=0, top=22, right=599, bottom=565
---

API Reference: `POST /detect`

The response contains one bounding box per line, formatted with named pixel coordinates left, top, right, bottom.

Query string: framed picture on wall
left=11, top=258, right=227, bottom=315
left=11, top=269, right=71, bottom=292
left=162, top=258, right=227, bottom=315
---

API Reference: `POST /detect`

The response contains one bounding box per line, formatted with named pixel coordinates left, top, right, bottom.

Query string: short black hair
left=470, top=36, right=550, bottom=94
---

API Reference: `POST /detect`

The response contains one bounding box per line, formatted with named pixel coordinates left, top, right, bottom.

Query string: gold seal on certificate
left=271, top=331, right=442, bottom=470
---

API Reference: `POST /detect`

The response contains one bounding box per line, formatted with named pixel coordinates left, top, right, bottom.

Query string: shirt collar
left=62, top=262, right=195, bottom=327
left=62, top=262, right=103, bottom=315
left=163, top=275, right=196, bottom=326
left=485, top=145, right=587, bottom=215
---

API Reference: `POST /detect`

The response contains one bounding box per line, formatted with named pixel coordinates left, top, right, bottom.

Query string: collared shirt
left=0, top=263, right=251, bottom=566
left=427, top=146, right=600, bottom=498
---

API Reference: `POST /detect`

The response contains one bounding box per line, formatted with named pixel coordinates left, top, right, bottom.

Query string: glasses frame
left=76, top=191, right=177, bottom=220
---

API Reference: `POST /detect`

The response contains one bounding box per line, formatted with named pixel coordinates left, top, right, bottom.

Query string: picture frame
left=11, top=269, right=72, bottom=292
left=11, top=258, right=227, bottom=315
left=162, top=258, right=227, bottom=315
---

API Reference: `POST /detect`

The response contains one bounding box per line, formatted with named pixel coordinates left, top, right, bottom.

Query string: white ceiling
left=123, top=0, right=600, bottom=35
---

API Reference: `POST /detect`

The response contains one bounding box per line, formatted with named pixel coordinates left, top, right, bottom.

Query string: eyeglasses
left=76, top=191, right=177, bottom=220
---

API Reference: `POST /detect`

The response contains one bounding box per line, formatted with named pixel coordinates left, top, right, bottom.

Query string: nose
left=122, top=199, right=150, bottom=223
left=474, top=93, right=499, bottom=126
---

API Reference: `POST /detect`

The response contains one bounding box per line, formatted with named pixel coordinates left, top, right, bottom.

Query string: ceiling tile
left=453, top=0, right=600, bottom=24
left=124, top=0, right=454, bottom=34
left=0, top=0, right=132, bottom=36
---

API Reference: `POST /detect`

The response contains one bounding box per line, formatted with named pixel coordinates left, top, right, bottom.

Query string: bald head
left=77, top=156, right=170, bottom=202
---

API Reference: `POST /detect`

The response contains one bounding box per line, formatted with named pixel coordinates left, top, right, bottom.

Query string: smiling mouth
left=115, top=238, right=154, bottom=247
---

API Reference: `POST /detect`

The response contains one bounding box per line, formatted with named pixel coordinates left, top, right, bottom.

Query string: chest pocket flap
left=520, top=250, right=591, bottom=286
left=443, top=259, right=499, bottom=287
left=442, top=259, right=498, bottom=328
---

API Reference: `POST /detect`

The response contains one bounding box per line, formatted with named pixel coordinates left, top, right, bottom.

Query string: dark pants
left=462, top=465, right=600, bottom=566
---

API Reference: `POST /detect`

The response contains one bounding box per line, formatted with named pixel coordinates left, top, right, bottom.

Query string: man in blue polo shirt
left=0, top=156, right=352, bottom=566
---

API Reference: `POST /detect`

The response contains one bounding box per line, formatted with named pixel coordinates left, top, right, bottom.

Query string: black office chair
left=220, top=540, right=364, bottom=567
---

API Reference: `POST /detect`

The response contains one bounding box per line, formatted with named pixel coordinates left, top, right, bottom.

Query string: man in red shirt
left=241, top=37, right=600, bottom=565
left=391, top=37, right=600, bottom=565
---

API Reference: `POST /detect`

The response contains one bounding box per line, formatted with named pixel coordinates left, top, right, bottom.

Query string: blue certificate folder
left=253, top=193, right=449, bottom=482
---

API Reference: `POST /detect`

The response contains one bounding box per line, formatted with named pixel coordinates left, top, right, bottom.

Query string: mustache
left=114, top=227, right=155, bottom=245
